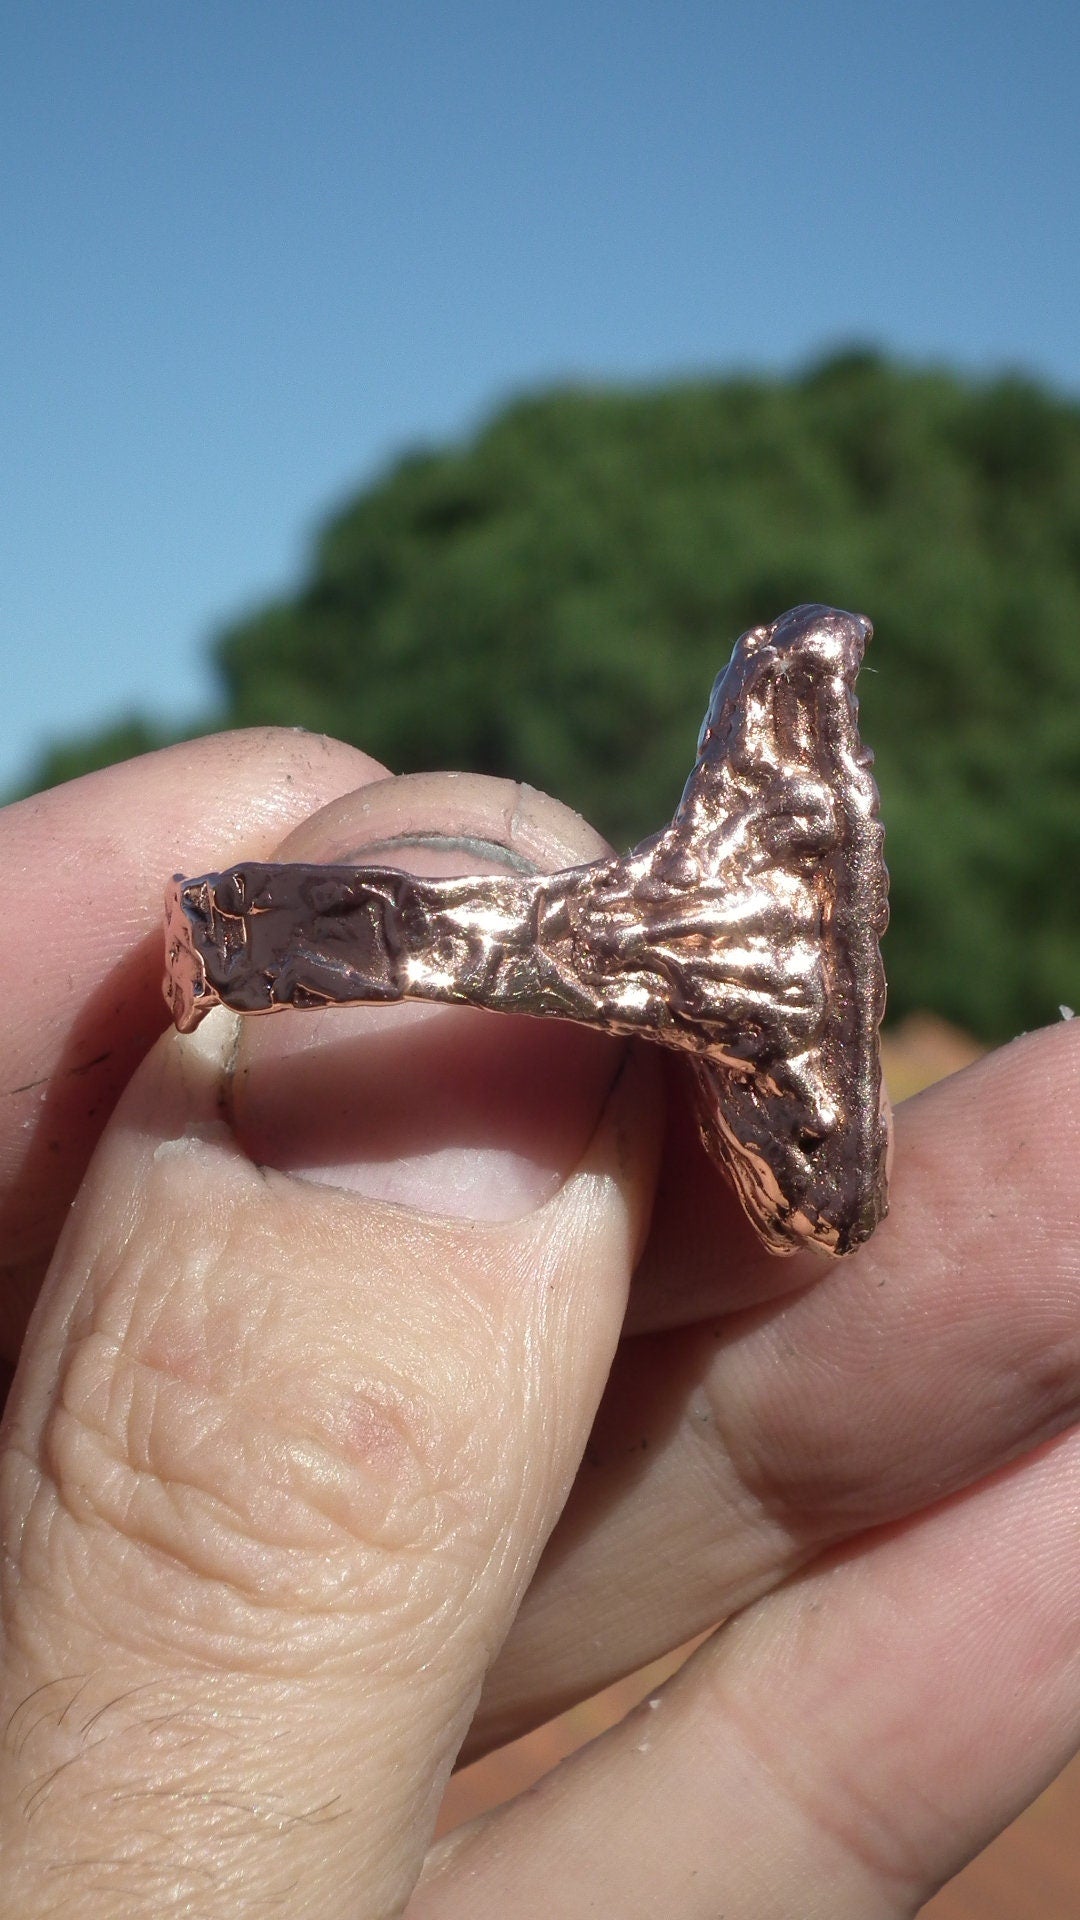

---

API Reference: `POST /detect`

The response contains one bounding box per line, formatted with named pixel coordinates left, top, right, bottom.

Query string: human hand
left=1, top=730, right=1078, bottom=1918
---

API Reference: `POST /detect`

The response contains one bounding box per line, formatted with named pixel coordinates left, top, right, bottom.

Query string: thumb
left=0, top=772, right=661, bottom=1919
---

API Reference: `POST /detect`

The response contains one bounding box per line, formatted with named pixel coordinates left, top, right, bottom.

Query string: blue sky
left=3, top=0, right=1078, bottom=790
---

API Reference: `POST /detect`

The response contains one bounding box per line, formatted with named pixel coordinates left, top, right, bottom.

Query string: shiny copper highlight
left=165, top=605, right=890, bottom=1256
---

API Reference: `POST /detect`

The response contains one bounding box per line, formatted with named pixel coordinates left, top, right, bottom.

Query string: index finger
left=0, top=728, right=382, bottom=1341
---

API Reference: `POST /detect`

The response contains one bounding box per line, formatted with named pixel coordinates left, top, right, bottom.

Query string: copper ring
left=163, top=604, right=890, bottom=1258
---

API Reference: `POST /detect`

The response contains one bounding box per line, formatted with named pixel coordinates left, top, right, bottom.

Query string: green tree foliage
left=20, top=352, right=1080, bottom=1039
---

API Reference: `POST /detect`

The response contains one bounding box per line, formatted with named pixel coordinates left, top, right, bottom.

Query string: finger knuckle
left=16, top=1259, right=495, bottom=1670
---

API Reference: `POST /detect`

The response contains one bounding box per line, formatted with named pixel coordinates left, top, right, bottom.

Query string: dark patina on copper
left=164, top=605, right=890, bottom=1257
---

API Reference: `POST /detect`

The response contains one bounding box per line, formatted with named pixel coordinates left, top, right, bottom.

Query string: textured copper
left=164, top=605, right=889, bottom=1256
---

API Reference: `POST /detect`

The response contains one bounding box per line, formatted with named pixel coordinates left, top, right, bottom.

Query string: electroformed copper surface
left=164, top=604, right=890, bottom=1256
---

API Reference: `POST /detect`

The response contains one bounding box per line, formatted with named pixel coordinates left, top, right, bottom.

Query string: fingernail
left=229, top=777, right=624, bottom=1221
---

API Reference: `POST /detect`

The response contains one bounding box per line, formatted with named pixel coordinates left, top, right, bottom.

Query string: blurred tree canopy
left=21, top=351, right=1080, bottom=1040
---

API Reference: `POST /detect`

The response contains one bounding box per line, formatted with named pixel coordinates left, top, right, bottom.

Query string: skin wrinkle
left=41, top=1170, right=502, bottom=1586
left=417, top=1647, right=897, bottom=1920
left=6, top=1036, right=638, bottom=1766
left=9, top=1293, right=490, bottom=1690
left=696, top=1622, right=926, bottom=1910
left=36, top=1371, right=477, bottom=1650
left=116, top=1201, right=462, bottom=1514
left=716, top=1131, right=1078, bottom=1540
